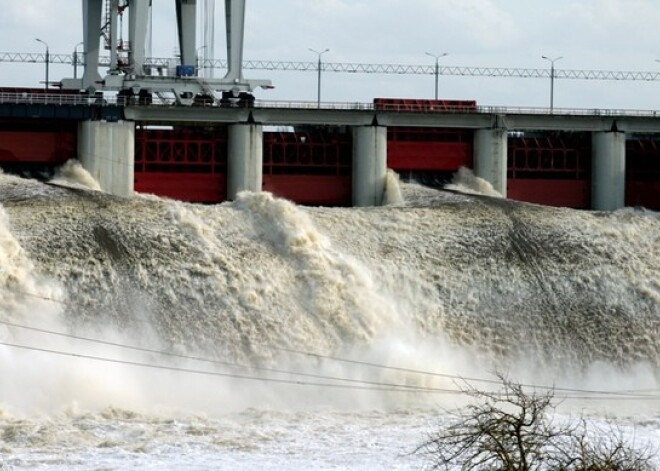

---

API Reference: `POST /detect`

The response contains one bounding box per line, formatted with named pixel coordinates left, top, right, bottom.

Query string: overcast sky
left=2, top=0, right=660, bottom=109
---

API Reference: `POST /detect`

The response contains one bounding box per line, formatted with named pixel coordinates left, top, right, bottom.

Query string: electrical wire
left=273, top=346, right=660, bottom=399
left=2, top=311, right=660, bottom=401
left=7, top=288, right=660, bottom=399
left=0, top=339, right=466, bottom=395
left=2, top=339, right=659, bottom=401
left=6, top=282, right=660, bottom=400
left=0, top=318, right=451, bottom=392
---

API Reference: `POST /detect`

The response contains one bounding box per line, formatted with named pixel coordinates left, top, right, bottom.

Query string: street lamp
left=73, top=41, right=84, bottom=79
left=542, top=55, right=563, bottom=112
left=425, top=52, right=448, bottom=100
left=35, top=38, right=50, bottom=90
left=309, top=48, right=329, bottom=107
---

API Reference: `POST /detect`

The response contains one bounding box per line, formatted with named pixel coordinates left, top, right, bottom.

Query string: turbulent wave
left=0, top=171, right=659, bottom=416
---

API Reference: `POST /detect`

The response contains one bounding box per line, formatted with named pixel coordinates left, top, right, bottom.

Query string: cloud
left=4, top=2, right=52, bottom=28
left=530, top=0, right=660, bottom=67
left=247, top=0, right=521, bottom=65
left=421, top=0, right=522, bottom=50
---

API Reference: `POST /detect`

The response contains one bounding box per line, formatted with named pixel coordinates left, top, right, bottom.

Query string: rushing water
left=0, top=165, right=659, bottom=469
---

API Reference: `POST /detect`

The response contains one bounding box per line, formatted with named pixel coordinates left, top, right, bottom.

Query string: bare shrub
left=415, top=376, right=656, bottom=470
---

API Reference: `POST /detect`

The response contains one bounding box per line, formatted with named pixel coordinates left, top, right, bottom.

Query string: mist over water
left=0, top=168, right=659, bottom=468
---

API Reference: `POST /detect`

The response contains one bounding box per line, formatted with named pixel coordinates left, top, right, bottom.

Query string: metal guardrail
left=477, top=105, right=660, bottom=118
left=1, top=92, right=659, bottom=118
left=253, top=100, right=660, bottom=118
left=254, top=100, right=374, bottom=111
left=0, top=91, right=123, bottom=106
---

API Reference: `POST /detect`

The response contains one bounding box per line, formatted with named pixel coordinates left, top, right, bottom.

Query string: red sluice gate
left=626, top=138, right=660, bottom=209
left=134, top=126, right=228, bottom=203
left=507, top=134, right=592, bottom=209
left=134, top=126, right=354, bottom=206
left=0, top=120, right=76, bottom=175
left=262, top=129, right=352, bottom=206
left=377, top=98, right=475, bottom=185
left=387, top=127, right=474, bottom=178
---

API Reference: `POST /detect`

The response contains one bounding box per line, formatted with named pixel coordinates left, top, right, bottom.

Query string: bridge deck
left=1, top=91, right=660, bottom=132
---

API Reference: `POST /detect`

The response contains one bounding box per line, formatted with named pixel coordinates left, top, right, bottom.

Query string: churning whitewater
left=0, top=166, right=659, bottom=469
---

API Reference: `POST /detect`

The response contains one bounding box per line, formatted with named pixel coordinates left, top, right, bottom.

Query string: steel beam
left=128, top=0, right=151, bottom=75
left=224, top=0, right=245, bottom=84
left=82, top=0, right=104, bottom=90
left=175, top=0, right=197, bottom=67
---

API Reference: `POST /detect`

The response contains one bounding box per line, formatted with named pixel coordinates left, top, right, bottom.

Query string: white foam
left=383, top=169, right=405, bottom=206
left=49, top=159, right=103, bottom=192
left=445, top=166, right=503, bottom=197
left=0, top=175, right=659, bottom=468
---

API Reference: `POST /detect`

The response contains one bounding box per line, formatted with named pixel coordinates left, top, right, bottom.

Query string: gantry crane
left=60, top=0, right=272, bottom=105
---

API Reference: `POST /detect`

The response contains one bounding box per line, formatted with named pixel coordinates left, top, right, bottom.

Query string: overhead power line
left=2, top=336, right=658, bottom=401
left=3, top=298, right=660, bottom=401
left=0, top=317, right=441, bottom=392
left=2, top=339, right=444, bottom=394
left=2, top=52, right=660, bottom=81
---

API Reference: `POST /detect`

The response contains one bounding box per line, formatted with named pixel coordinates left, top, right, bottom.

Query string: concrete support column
left=78, top=120, right=135, bottom=197
left=352, top=126, right=387, bottom=207
left=227, top=123, right=263, bottom=199
left=473, top=128, right=508, bottom=197
left=592, top=131, right=626, bottom=211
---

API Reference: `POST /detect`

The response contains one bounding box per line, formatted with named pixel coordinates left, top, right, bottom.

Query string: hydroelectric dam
left=1, top=91, right=659, bottom=210
left=0, top=0, right=658, bottom=210
left=1, top=2, right=660, bottom=468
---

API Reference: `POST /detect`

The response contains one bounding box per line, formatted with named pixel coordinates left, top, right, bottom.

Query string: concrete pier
left=227, top=123, right=263, bottom=199
left=352, top=126, right=387, bottom=206
left=78, top=120, right=135, bottom=197
left=474, top=128, right=508, bottom=197
left=591, top=131, right=626, bottom=211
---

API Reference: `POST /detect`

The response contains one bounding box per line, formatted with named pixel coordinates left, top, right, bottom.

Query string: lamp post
left=309, top=48, right=329, bottom=108
left=425, top=52, right=448, bottom=100
left=35, top=38, right=49, bottom=90
left=542, top=55, right=563, bottom=112
left=73, top=41, right=84, bottom=79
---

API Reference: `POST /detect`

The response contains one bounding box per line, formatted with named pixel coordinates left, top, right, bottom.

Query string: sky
left=2, top=0, right=660, bottom=109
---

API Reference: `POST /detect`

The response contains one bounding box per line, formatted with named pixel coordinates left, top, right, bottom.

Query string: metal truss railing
left=1, top=91, right=659, bottom=118
left=2, top=52, right=660, bottom=82
left=0, top=91, right=122, bottom=106
left=254, top=100, right=660, bottom=117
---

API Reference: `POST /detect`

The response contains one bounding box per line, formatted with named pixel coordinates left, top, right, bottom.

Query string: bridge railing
left=1, top=91, right=659, bottom=118
left=478, top=105, right=660, bottom=118
left=0, top=91, right=124, bottom=106
left=254, top=100, right=660, bottom=118
left=254, top=100, right=375, bottom=111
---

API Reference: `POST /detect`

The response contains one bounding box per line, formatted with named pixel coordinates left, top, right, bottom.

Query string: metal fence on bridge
left=1, top=91, right=659, bottom=118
